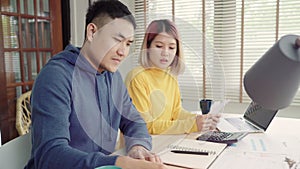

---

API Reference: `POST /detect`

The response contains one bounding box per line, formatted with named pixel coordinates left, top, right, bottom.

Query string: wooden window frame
left=0, top=0, right=63, bottom=144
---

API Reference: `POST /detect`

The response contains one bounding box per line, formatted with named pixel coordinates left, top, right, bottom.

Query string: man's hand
left=115, top=156, right=167, bottom=169
left=127, top=145, right=162, bottom=163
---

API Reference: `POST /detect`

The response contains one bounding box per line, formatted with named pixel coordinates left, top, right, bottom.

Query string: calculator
left=196, top=131, right=248, bottom=145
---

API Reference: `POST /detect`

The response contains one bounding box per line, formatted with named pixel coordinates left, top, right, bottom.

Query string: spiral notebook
left=159, top=139, right=227, bottom=169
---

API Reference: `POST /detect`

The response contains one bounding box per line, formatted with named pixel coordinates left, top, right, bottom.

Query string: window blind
left=133, top=0, right=300, bottom=106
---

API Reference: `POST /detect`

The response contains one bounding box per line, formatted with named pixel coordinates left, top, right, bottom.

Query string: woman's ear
left=86, top=23, right=97, bottom=41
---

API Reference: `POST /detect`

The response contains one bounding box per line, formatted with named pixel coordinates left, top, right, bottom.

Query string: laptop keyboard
left=196, top=131, right=248, bottom=145
left=225, top=118, right=258, bottom=131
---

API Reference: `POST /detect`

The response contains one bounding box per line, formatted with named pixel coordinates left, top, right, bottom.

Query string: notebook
left=217, top=101, right=278, bottom=133
left=158, top=139, right=227, bottom=169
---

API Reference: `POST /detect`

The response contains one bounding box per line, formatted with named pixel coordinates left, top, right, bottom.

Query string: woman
left=125, top=19, right=221, bottom=135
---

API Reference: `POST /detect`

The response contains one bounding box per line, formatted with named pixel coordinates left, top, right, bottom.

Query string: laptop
left=217, top=101, right=278, bottom=133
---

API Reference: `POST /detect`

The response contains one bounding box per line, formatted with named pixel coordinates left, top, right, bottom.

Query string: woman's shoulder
left=125, top=66, right=147, bottom=85
left=129, top=66, right=145, bottom=73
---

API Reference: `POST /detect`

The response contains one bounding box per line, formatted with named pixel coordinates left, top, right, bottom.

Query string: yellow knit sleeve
left=125, top=68, right=198, bottom=134
left=170, top=86, right=198, bottom=134
left=125, top=70, right=154, bottom=125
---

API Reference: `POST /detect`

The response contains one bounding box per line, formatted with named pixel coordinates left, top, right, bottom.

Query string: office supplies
left=217, top=101, right=278, bottom=133
left=159, top=138, right=227, bottom=169
left=196, top=131, right=248, bottom=145
left=114, top=116, right=300, bottom=169
left=171, top=150, right=209, bottom=155
left=199, top=99, right=213, bottom=114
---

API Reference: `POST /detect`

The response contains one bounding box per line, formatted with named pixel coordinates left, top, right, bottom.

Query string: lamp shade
left=244, top=34, right=300, bottom=110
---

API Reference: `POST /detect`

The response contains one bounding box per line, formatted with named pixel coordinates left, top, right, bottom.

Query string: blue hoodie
left=25, top=44, right=152, bottom=169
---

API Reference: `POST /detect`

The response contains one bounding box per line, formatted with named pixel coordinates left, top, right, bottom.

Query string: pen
left=171, top=150, right=209, bottom=155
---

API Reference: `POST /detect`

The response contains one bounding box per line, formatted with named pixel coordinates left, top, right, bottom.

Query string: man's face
left=85, top=18, right=134, bottom=72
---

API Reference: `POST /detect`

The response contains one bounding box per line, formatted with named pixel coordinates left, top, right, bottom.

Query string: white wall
left=70, top=0, right=134, bottom=47
left=69, top=1, right=300, bottom=119
left=116, top=0, right=136, bottom=79
left=70, top=1, right=88, bottom=46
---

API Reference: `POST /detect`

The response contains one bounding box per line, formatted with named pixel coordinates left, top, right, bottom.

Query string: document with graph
left=158, top=139, right=227, bottom=169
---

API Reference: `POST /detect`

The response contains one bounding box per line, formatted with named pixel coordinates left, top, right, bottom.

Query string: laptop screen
left=243, top=102, right=278, bottom=130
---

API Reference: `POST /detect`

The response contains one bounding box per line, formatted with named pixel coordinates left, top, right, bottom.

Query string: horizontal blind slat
left=134, top=0, right=300, bottom=106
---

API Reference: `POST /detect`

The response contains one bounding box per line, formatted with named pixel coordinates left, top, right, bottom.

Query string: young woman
left=125, top=19, right=221, bottom=135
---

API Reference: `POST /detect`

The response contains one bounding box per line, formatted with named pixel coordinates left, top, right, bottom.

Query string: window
left=133, top=0, right=300, bottom=106
left=0, top=0, right=63, bottom=143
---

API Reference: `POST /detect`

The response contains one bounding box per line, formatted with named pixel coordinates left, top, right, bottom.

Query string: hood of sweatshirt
left=51, top=44, right=98, bottom=75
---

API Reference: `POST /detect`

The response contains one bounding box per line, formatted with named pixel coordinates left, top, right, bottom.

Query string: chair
left=16, top=90, right=32, bottom=136
left=0, top=132, right=31, bottom=169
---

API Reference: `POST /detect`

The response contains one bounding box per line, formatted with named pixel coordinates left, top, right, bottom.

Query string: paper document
left=210, top=134, right=300, bottom=169
left=210, top=150, right=299, bottom=169
left=209, top=100, right=229, bottom=114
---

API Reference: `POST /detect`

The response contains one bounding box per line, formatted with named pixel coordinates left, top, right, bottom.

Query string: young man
left=24, top=1, right=166, bottom=169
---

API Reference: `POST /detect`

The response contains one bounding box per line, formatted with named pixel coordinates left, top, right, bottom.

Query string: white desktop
left=210, top=115, right=300, bottom=169
left=0, top=115, right=299, bottom=169
left=115, top=114, right=300, bottom=169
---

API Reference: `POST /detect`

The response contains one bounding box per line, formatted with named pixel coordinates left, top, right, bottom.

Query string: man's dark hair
left=84, top=0, right=136, bottom=39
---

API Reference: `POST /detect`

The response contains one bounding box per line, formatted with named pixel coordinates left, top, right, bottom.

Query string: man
left=24, top=0, right=166, bottom=169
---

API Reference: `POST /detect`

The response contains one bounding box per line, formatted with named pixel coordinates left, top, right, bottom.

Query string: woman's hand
left=196, top=114, right=221, bottom=132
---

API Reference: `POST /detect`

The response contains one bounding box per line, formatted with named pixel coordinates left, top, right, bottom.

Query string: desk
left=210, top=116, right=300, bottom=169
left=145, top=116, right=300, bottom=169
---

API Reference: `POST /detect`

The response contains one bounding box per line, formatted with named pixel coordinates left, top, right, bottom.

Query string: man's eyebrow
left=116, top=32, right=134, bottom=43
left=128, top=39, right=134, bottom=43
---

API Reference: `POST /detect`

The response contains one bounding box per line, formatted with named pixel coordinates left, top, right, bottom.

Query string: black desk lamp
left=244, top=34, right=300, bottom=110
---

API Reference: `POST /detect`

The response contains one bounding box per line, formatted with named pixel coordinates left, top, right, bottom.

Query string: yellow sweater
left=125, top=66, right=198, bottom=134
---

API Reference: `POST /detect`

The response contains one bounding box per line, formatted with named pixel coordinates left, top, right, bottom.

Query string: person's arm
left=126, top=75, right=198, bottom=135
left=29, top=62, right=118, bottom=169
left=160, top=86, right=199, bottom=134
left=174, top=84, right=221, bottom=132
left=112, top=71, right=152, bottom=153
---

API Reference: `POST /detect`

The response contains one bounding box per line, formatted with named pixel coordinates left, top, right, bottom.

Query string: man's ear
left=86, top=23, right=97, bottom=41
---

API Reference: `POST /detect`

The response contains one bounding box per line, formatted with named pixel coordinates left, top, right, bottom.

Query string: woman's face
left=148, top=32, right=177, bottom=70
